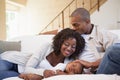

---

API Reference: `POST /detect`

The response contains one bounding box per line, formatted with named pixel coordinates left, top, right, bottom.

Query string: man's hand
left=79, top=60, right=92, bottom=68
left=75, top=59, right=101, bottom=69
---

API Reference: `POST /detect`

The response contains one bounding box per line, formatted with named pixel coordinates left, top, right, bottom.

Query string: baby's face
left=65, top=61, right=83, bottom=74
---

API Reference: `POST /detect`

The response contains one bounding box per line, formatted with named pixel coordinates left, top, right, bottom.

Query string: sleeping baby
left=19, top=60, right=83, bottom=80
left=55, top=60, right=83, bottom=75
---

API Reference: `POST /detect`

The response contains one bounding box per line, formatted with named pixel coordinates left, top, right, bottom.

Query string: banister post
left=97, top=0, right=100, bottom=11
left=62, top=11, right=64, bottom=29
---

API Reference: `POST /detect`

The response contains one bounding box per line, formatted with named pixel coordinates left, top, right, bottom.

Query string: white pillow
left=3, top=77, right=23, bottom=80
left=109, top=30, right=120, bottom=39
left=43, top=74, right=120, bottom=80
left=3, top=74, right=120, bottom=80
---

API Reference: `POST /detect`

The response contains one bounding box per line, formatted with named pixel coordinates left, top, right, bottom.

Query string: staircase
left=39, top=0, right=107, bottom=34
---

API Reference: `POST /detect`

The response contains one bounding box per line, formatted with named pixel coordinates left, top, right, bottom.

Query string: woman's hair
left=52, top=28, right=85, bottom=59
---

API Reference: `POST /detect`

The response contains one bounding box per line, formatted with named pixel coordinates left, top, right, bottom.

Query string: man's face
left=70, top=16, right=89, bottom=34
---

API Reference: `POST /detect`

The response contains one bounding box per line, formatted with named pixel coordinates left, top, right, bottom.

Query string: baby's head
left=65, top=60, right=83, bottom=74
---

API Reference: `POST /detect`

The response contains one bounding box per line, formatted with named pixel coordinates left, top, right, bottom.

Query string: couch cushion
left=3, top=74, right=120, bottom=80
left=1, top=51, right=32, bottom=65
left=9, top=35, right=54, bottom=54
left=0, top=40, right=21, bottom=54
left=42, top=74, right=119, bottom=80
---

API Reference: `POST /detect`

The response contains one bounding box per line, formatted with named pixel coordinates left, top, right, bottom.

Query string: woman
left=0, top=28, right=85, bottom=80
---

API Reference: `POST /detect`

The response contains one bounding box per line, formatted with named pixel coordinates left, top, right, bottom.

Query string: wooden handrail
left=39, top=0, right=107, bottom=34
left=97, top=0, right=100, bottom=11
left=40, top=0, right=76, bottom=33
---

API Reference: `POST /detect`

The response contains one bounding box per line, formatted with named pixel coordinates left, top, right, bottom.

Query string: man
left=70, top=8, right=118, bottom=73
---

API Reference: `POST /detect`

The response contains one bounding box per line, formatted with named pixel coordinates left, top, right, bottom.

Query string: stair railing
left=39, top=0, right=106, bottom=34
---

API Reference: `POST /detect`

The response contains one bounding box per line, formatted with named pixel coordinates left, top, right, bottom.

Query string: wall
left=0, top=0, right=6, bottom=40
left=91, top=0, right=120, bottom=30
left=18, top=0, right=73, bottom=36
left=8, top=0, right=120, bottom=39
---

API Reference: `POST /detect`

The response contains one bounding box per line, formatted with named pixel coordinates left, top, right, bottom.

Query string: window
left=6, top=11, right=19, bottom=40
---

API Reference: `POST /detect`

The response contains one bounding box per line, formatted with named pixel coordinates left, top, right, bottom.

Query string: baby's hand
left=56, top=70, right=66, bottom=75
left=44, top=70, right=56, bottom=78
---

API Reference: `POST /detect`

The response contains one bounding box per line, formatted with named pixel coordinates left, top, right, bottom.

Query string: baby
left=19, top=61, right=83, bottom=80
left=56, top=60, right=83, bottom=75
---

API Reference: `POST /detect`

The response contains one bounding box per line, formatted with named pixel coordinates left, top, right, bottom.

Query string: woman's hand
left=19, top=74, right=29, bottom=80
left=43, top=70, right=56, bottom=78
left=19, top=73, right=43, bottom=80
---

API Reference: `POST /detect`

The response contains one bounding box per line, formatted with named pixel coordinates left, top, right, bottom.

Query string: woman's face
left=65, top=61, right=82, bottom=74
left=60, top=37, right=76, bottom=57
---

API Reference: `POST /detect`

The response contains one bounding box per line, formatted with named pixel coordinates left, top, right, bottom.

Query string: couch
left=0, top=30, right=120, bottom=80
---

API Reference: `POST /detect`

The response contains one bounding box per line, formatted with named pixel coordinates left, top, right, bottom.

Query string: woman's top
left=24, top=43, right=72, bottom=76
left=38, top=57, right=67, bottom=71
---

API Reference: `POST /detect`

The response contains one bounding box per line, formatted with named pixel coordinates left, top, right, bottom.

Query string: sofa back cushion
left=0, top=40, right=21, bottom=54
left=10, top=35, right=54, bottom=54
